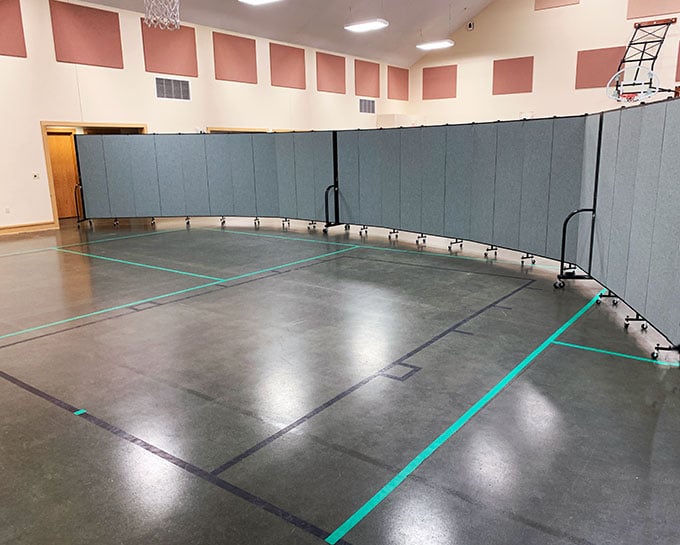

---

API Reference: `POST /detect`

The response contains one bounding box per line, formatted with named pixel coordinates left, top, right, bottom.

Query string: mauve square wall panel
left=270, top=43, right=306, bottom=89
left=575, top=47, right=626, bottom=89
left=388, top=66, right=409, bottom=100
left=50, top=0, right=123, bottom=68
left=213, top=32, right=257, bottom=84
left=493, top=57, right=534, bottom=95
left=0, top=0, right=26, bottom=58
left=627, top=0, right=680, bottom=19
left=355, top=60, right=380, bottom=97
left=316, top=52, right=345, bottom=94
left=142, top=22, right=198, bottom=77
left=535, top=0, right=579, bottom=9
left=423, top=65, right=457, bottom=100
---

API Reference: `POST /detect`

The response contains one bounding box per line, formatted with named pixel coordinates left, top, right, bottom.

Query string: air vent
left=155, top=77, right=191, bottom=100
left=359, top=98, right=376, bottom=114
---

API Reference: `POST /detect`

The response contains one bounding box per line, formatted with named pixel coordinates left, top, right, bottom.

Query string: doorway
left=41, top=122, right=147, bottom=225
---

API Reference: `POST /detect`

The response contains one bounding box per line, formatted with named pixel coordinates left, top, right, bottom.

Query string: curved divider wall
left=76, top=132, right=334, bottom=223
left=74, top=101, right=680, bottom=346
left=590, top=99, right=680, bottom=345
left=337, top=117, right=589, bottom=262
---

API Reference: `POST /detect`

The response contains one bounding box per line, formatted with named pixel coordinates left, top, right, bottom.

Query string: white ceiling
left=93, top=0, right=495, bottom=66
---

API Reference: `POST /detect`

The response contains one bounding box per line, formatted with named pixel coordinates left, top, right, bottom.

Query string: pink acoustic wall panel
left=141, top=21, right=198, bottom=77
left=628, top=0, right=680, bottom=19
left=316, top=52, right=345, bottom=94
left=677, top=41, right=680, bottom=81
left=0, top=0, right=26, bottom=58
left=493, top=56, right=534, bottom=95
left=213, top=32, right=257, bottom=84
left=388, top=66, right=409, bottom=100
left=270, top=43, right=306, bottom=89
left=422, top=65, right=457, bottom=100
left=535, top=0, right=579, bottom=10
left=575, top=46, right=626, bottom=89
left=49, top=0, right=122, bottom=68
left=355, top=60, right=380, bottom=97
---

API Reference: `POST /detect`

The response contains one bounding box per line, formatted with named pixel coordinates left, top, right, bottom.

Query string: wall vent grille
left=156, top=77, right=191, bottom=100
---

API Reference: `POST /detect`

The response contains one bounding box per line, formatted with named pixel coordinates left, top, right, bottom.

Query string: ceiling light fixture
left=344, top=18, right=389, bottom=33
left=416, top=39, right=455, bottom=51
left=238, top=0, right=284, bottom=5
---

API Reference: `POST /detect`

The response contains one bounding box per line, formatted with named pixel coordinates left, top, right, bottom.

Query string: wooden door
left=47, top=132, right=78, bottom=219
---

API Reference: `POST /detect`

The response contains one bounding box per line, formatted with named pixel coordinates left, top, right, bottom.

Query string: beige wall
left=0, top=0, right=409, bottom=229
left=410, top=0, right=680, bottom=123
left=3, top=0, right=680, bottom=230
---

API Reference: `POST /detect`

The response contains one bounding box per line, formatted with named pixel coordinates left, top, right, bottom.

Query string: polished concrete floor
left=1, top=218, right=679, bottom=545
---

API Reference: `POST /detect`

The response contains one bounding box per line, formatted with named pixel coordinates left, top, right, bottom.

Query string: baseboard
left=0, top=221, right=59, bottom=236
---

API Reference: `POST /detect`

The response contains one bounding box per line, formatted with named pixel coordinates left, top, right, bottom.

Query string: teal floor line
left=0, top=246, right=358, bottom=342
left=0, top=228, right=183, bottom=259
left=56, top=248, right=226, bottom=282
left=207, top=228, right=357, bottom=248
left=325, top=289, right=605, bottom=545
left=208, top=227, right=560, bottom=270
left=552, top=340, right=679, bottom=367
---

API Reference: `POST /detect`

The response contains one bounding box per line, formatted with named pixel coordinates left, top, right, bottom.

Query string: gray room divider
left=75, top=103, right=680, bottom=346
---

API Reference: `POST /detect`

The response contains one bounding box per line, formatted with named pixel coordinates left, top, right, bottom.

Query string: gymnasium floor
left=1, top=218, right=678, bottom=545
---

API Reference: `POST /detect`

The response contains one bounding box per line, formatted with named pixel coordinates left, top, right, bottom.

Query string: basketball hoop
left=144, top=0, right=180, bottom=30
left=606, top=67, right=659, bottom=103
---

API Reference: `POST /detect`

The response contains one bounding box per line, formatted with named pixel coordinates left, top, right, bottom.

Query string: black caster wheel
left=596, top=299, right=601, bottom=305
left=652, top=352, right=659, bottom=360
left=344, top=224, right=350, bottom=231
left=531, top=259, right=536, bottom=265
left=323, top=228, right=328, bottom=234
left=484, top=252, right=488, bottom=258
left=553, top=280, right=565, bottom=289
left=641, top=323, right=648, bottom=331
left=151, top=218, right=156, bottom=226
left=624, top=322, right=630, bottom=329
left=613, top=299, right=619, bottom=306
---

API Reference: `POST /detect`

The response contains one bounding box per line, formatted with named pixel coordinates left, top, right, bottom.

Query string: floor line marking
left=552, top=340, right=679, bottom=367
left=55, top=248, right=226, bottom=281
left=0, top=246, right=359, bottom=342
left=324, top=289, right=605, bottom=545
left=0, top=370, right=352, bottom=545
left=0, top=229, right=185, bottom=259
left=210, top=279, right=534, bottom=476
left=208, top=228, right=357, bottom=248
left=205, top=227, right=561, bottom=270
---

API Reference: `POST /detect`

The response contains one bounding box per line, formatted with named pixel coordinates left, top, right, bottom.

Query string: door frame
left=40, top=121, right=147, bottom=230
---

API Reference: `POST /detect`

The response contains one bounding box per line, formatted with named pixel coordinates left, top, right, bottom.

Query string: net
left=144, top=0, right=180, bottom=30
left=606, top=67, right=659, bottom=103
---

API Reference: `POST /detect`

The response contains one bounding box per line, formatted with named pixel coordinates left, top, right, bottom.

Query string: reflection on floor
left=1, top=217, right=678, bottom=545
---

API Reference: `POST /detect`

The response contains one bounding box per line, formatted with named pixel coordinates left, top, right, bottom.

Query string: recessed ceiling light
left=416, top=39, right=455, bottom=51
left=238, top=0, right=284, bottom=5
left=344, top=18, right=389, bottom=33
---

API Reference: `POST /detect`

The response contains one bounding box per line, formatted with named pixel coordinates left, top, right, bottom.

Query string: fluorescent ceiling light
left=238, top=0, right=284, bottom=5
left=416, top=39, right=455, bottom=51
left=344, top=18, right=389, bottom=33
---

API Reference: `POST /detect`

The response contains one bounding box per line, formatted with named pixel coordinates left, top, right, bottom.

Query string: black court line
left=0, top=369, right=352, bottom=545
left=339, top=254, right=534, bottom=282
left=304, top=433, right=596, bottom=545
left=210, top=279, right=535, bottom=476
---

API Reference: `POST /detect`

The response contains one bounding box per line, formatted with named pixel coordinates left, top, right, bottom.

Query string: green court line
left=325, top=288, right=606, bottom=545
left=552, top=340, right=680, bottom=368
left=208, top=227, right=559, bottom=270
left=56, top=248, right=226, bottom=282
left=208, top=228, right=357, bottom=248
left=73, top=409, right=87, bottom=416
left=0, top=246, right=358, bottom=342
left=0, top=229, right=184, bottom=259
